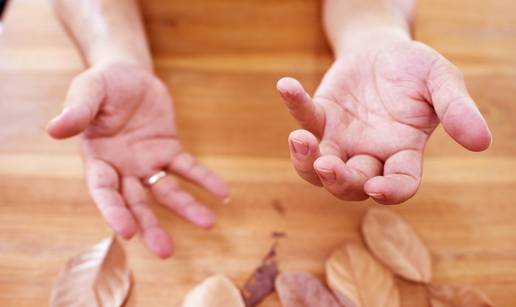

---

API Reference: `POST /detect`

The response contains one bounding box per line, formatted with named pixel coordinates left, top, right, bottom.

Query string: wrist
left=87, top=45, right=153, bottom=72
left=323, top=1, right=414, bottom=57
left=333, top=24, right=412, bottom=57
left=89, top=59, right=153, bottom=77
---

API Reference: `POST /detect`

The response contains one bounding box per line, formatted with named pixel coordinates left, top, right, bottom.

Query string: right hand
left=47, top=62, right=230, bottom=258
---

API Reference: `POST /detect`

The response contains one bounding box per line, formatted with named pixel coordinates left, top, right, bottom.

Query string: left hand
left=277, top=41, right=491, bottom=204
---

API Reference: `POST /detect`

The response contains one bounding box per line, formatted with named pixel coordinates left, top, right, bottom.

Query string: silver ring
left=145, top=170, right=167, bottom=186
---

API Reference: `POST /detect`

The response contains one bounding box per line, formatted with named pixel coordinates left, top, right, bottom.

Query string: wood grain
left=1, top=0, right=515, bottom=306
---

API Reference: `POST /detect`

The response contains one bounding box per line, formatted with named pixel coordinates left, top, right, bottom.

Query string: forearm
left=53, top=0, right=152, bottom=70
left=323, top=0, right=415, bottom=56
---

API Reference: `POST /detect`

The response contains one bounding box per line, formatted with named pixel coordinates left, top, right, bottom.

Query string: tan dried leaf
left=51, top=236, right=131, bottom=307
left=326, top=242, right=400, bottom=307
left=361, top=207, right=432, bottom=283
left=428, top=284, right=494, bottom=307
left=275, top=271, right=341, bottom=307
left=181, top=274, right=245, bottom=307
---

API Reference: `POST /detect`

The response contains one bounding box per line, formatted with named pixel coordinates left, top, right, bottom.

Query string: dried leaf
left=428, top=284, right=494, bottom=307
left=361, top=207, right=432, bottom=283
left=51, top=236, right=131, bottom=307
left=182, top=274, right=245, bottom=307
left=242, top=244, right=278, bottom=306
left=326, top=242, right=399, bottom=307
left=275, top=271, right=341, bottom=307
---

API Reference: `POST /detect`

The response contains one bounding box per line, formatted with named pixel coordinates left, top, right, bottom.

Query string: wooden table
left=1, top=0, right=515, bottom=306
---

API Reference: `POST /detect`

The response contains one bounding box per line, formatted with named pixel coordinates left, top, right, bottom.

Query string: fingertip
left=116, top=226, right=137, bottom=240
left=364, top=176, right=415, bottom=205
left=287, top=130, right=322, bottom=186
left=467, top=126, right=492, bottom=152
left=289, top=129, right=319, bottom=156
left=103, top=206, right=138, bottom=239
left=442, top=99, right=492, bottom=152
left=186, top=205, right=216, bottom=229
left=314, top=155, right=374, bottom=201
left=364, top=176, right=387, bottom=202
left=142, top=227, right=174, bottom=259
left=276, top=76, right=301, bottom=93
left=205, top=174, right=231, bottom=199
left=313, top=155, right=344, bottom=183
left=202, top=213, right=216, bottom=229
left=45, top=105, right=91, bottom=139
left=46, top=113, right=71, bottom=140
left=289, top=129, right=318, bottom=144
left=276, top=77, right=307, bottom=102
left=118, top=229, right=136, bottom=240
left=46, top=114, right=62, bottom=138
left=313, top=155, right=343, bottom=171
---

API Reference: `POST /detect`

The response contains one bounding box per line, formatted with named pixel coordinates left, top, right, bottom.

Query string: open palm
left=278, top=42, right=491, bottom=204
left=47, top=63, right=229, bottom=258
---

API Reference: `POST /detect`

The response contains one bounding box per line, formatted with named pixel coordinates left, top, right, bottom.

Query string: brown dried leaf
left=326, top=242, right=399, bottom=307
left=182, top=274, right=245, bottom=307
left=51, top=236, right=131, bottom=307
left=361, top=207, right=432, bottom=283
left=428, top=284, right=494, bottom=307
left=275, top=271, right=341, bottom=307
left=242, top=244, right=278, bottom=306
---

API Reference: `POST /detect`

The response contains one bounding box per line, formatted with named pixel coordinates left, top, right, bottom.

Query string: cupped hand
left=47, top=62, right=230, bottom=258
left=277, top=41, right=491, bottom=205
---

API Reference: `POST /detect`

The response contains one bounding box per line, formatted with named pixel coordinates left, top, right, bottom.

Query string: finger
left=288, top=129, right=322, bottom=186
left=313, top=155, right=383, bottom=201
left=427, top=58, right=492, bottom=151
left=85, top=159, right=137, bottom=239
left=122, top=177, right=173, bottom=259
left=168, top=151, right=230, bottom=199
left=277, top=77, right=325, bottom=136
left=47, top=69, right=105, bottom=139
left=364, top=149, right=422, bottom=205
left=151, top=176, right=216, bottom=229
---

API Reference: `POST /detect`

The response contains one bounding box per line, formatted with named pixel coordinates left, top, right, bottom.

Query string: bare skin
left=48, top=0, right=232, bottom=258
left=47, top=0, right=492, bottom=258
left=47, top=62, right=230, bottom=258
left=277, top=0, right=491, bottom=205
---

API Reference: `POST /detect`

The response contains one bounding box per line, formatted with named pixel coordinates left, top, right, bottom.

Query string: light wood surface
left=1, top=0, right=515, bottom=306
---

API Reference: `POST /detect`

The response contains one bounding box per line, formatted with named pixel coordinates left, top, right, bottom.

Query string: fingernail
left=316, top=168, right=336, bottom=183
left=291, top=139, right=309, bottom=155
left=367, top=192, right=385, bottom=200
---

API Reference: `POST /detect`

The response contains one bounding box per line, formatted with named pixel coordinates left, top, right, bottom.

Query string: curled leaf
left=275, top=271, right=341, bottom=307
left=361, top=207, right=432, bottom=283
left=242, top=244, right=278, bottom=306
left=326, top=242, right=399, bottom=307
left=51, top=236, right=131, bottom=307
left=182, top=274, right=245, bottom=307
left=428, top=284, right=494, bottom=307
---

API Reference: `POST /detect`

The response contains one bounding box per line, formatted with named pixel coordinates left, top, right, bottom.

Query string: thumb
left=427, top=59, right=492, bottom=151
left=46, top=69, right=105, bottom=139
